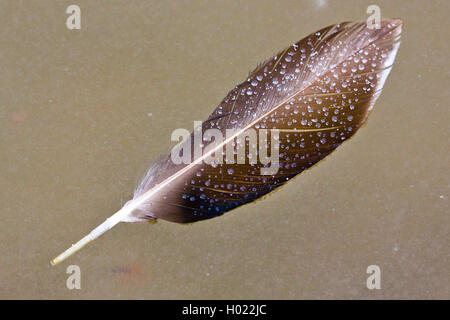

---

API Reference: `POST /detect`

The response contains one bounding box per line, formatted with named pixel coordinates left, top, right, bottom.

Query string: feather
left=51, top=19, right=402, bottom=265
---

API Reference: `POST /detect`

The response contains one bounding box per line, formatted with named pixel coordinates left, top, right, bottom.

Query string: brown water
left=0, top=0, right=448, bottom=299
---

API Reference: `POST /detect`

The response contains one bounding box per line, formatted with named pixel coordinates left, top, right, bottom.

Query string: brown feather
left=51, top=19, right=403, bottom=265
left=129, top=19, right=403, bottom=223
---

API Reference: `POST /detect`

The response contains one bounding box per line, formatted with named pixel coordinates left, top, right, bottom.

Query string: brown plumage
left=128, top=19, right=402, bottom=223
left=51, top=19, right=402, bottom=265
